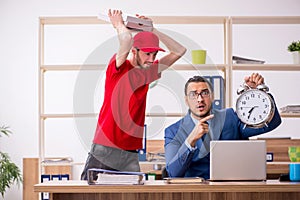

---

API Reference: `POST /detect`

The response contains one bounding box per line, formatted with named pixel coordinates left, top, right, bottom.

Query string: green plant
left=287, top=40, right=300, bottom=52
left=0, top=126, right=12, bottom=137
left=0, top=126, right=22, bottom=198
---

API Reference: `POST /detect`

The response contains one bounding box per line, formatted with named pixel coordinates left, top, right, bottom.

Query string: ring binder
left=204, top=76, right=225, bottom=110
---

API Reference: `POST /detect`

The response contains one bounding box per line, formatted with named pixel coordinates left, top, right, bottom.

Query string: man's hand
left=187, top=114, right=214, bottom=147
left=244, top=73, right=264, bottom=89
left=108, top=9, right=125, bottom=29
left=135, top=14, right=153, bottom=31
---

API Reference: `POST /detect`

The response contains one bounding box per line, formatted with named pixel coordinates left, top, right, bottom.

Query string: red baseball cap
left=133, top=31, right=165, bottom=52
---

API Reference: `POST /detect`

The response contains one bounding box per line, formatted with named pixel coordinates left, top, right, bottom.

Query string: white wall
left=0, top=0, right=300, bottom=199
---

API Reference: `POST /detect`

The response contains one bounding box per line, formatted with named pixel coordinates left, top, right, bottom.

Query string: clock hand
left=248, top=106, right=258, bottom=119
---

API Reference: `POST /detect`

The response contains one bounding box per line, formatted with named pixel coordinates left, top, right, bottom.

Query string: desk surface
left=34, top=180, right=300, bottom=193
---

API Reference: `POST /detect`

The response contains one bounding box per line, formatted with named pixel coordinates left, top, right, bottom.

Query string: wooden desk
left=140, top=161, right=290, bottom=180
left=34, top=180, right=300, bottom=200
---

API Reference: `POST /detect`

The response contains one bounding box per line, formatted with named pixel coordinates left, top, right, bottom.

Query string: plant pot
left=292, top=51, right=300, bottom=64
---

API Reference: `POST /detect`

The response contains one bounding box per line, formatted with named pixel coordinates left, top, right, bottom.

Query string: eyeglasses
left=188, top=89, right=210, bottom=100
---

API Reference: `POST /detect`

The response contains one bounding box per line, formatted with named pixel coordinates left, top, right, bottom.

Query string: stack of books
left=87, top=168, right=145, bottom=185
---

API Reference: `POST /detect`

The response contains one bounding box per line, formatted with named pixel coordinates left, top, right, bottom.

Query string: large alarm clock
left=236, top=83, right=275, bottom=128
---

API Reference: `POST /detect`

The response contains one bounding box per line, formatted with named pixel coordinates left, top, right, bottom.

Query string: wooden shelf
left=41, top=64, right=227, bottom=72
left=40, top=113, right=185, bottom=119
left=40, top=16, right=107, bottom=25
left=40, top=16, right=228, bottom=25
left=41, top=162, right=84, bottom=166
left=40, top=113, right=97, bottom=119
left=40, top=112, right=300, bottom=119
left=232, top=64, right=300, bottom=71
left=39, top=16, right=300, bottom=27
left=41, top=64, right=106, bottom=71
left=41, top=63, right=300, bottom=72
left=280, top=113, right=300, bottom=118
left=172, top=64, right=226, bottom=71
left=151, top=16, right=227, bottom=24
left=231, top=16, right=300, bottom=24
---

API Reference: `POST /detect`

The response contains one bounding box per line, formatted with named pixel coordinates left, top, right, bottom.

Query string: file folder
left=138, top=124, right=147, bottom=161
left=87, top=168, right=145, bottom=185
left=50, top=174, right=70, bottom=181
left=204, top=76, right=225, bottom=110
left=51, top=174, right=61, bottom=181
left=61, top=174, right=70, bottom=180
left=41, top=174, right=51, bottom=200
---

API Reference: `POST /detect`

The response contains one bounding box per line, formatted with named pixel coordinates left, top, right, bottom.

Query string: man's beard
left=136, top=52, right=149, bottom=69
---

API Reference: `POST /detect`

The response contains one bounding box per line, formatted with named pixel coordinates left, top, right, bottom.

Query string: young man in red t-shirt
left=81, top=9, right=186, bottom=180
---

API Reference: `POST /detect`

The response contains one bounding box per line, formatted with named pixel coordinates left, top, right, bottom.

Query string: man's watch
left=236, top=82, right=275, bottom=128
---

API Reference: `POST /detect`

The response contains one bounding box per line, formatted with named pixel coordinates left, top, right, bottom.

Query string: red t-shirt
left=93, top=54, right=161, bottom=150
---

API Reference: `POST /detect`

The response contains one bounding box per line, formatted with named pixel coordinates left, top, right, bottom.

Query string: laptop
left=209, top=140, right=266, bottom=181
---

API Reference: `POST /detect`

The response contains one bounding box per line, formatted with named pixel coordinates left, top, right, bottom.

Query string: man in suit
left=164, top=73, right=281, bottom=179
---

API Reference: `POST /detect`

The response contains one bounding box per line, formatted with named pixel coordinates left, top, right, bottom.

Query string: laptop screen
left=209, top=140, right=266, bottom=181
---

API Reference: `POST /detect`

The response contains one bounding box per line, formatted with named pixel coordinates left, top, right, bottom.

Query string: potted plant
left=287, top=40, right=300, bottom=64
left=0, top=125, right=22, bottom=198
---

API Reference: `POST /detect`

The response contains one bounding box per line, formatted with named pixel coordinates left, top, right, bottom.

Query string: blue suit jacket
left=164, top=104, right=282, bottom=179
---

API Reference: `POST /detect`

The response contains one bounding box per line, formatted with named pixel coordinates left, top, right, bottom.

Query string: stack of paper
left=41, top=157, right=73, bottom=163
left=87, top=168, right=145, bottom=185
left=280, top=105, right=300, bottom=113
left=232, top=56, right=265, bottom=64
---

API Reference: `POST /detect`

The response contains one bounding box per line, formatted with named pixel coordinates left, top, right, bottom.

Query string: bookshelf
left=38, top=15, right=300, bottom=179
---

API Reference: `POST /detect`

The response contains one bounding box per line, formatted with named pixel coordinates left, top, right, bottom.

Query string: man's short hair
left=184, top=76, right=213, bottom=95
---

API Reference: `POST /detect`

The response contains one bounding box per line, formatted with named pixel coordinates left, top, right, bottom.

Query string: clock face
left=236, top=89, right=274, bottom=127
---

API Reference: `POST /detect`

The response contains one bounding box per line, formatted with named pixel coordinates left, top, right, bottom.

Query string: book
left=98, top=13, right=153, bottom=32
left=124, top=16, right=153, bottom=32
left=232, top=55, right=265, bottom=64
left=87, top=168, right=145, bottom=185
left=164, top=177, right=205, bottom=184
